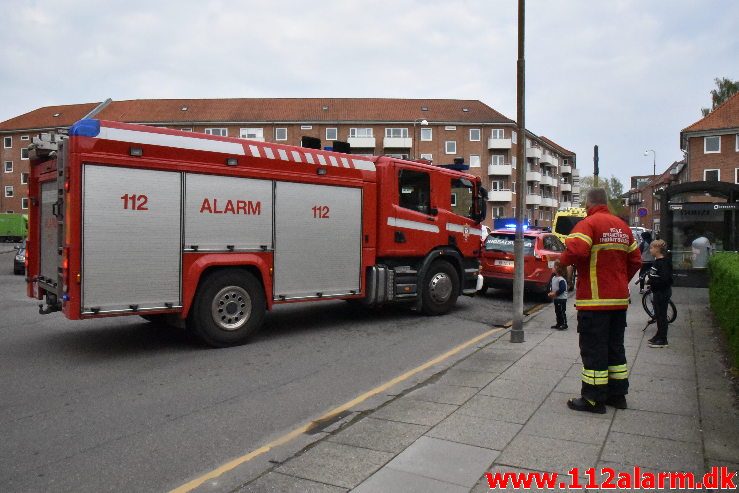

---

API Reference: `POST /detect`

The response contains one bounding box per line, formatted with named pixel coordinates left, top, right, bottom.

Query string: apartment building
left=625, top=162, right=687, bottom=232
left=0, top=98, right=577, bottom=227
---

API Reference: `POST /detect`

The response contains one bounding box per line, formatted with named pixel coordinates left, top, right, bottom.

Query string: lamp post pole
left=413, top=119, right=428, bottom=160
left=644, top=149, right=656, bottom=176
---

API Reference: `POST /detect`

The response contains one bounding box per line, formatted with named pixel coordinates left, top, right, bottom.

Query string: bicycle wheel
left=667, top=300, right=677, bottom=323
left=641, top=291, right=655, bottom=318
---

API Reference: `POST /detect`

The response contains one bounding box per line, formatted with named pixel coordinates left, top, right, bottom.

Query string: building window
left=240, top=128, right=264, bottom=140
left=704, top=169, right=720, bottom=181
left=325, top=128, right=338, bottom=141
left=205, top=128, right=228, bottom=137
left=386, top=153, right=410, bottom=160
left=491, top=180, right=504, bottom=191
left=4, top=186, right=13, bottom=197
left=300, top=125, right=313, bottom=130
left=563, top=158, right=569, bottom=165
left=21, top=172, right=28, bottom=184
left=4, top=161, right=11, bottom=173
left=420, top=127, right=432, bottom=141
left=512, top=182, right=516, bottom=193
left=512, top=131, right=517, bottom=144
left=736, top=134, right=739, bottom=152
left=491, top=154, right=505, bottom=166
left=492, top=206, right=504, bottom=217
left=419, top=153, right=433, bottom=161
left=469, top=155, right=480, bottom=168
left=21, top=148, right=29, bottom=160
left=180, top=128, right=193, bottom=132
left=704, top=136, right=720, bottom=153
left=512, top=157, right=517, bottom=168
left=22, top=197, right=29, bottom=209
left=736, top=168, right=739, bottom=184
left=349, top=128, right=373, bottom=138
left=491, top=129, right=504, bottom=139
left=445, top=141, right=457, bottom=154
left=444, top=126, right=456, bottom=131
left=275, top=128, right=288, bottom=141
left=385, top=128, right=409, bottom=138
left=469, top=129, right=481, bottom=141
left=3, top=137, right=11, bottom=148
left=21, top=135, right=30, bottom=141
left=451, top=192, right=457, bottom=206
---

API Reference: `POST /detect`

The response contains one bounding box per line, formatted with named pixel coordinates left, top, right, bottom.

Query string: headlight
left=15, top=255, right=24, bottom=261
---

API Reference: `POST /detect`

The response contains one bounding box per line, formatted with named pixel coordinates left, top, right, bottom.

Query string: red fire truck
left=26, top=119, right=487, bottom=346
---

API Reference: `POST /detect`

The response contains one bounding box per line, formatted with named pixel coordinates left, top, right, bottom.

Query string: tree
left=701, top=77, right=739, bottom=116
left=577, top=175, right=627, bottom=218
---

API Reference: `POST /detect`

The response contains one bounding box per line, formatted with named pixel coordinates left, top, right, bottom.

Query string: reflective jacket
left=560, top=205, right=642, bottom=310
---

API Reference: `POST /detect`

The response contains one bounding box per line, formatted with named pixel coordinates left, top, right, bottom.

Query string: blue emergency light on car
left=69, top=119, right=101, bottom=137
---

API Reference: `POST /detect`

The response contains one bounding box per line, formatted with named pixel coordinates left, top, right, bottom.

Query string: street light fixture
left=413, top=119, right=429, bottom=160
left=643, top=149, right=656, bottom=176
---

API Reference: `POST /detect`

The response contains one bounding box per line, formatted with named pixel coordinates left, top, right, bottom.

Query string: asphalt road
left=0, top=250, right=538, bottom=492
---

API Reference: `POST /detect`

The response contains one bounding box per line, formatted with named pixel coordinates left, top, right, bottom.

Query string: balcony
left=551, top=157, right=559, bottom=168
left=383, top=137, right=412, bottom=148
left=526, top=147, right=542, bottom=160
left=348, top=137, right=376, bottom=149
left=540, top=153, right=552, bottom=165
left=540, top=175, right=555, bottom=186
left=560, top=164, right=572, bottom=174
left=526, top=194, right=542, bottom=205
left=572, top=185, right=581, bottom=194
left=559, top=201, right=572, bottom=209
left=627, top=198, right=642, bottom=205
left=541, top=197, right=558, bottom=208
left=526, top=171, right=541, bottom=182
left=560, top=183, right=572, bottom=192
left=488, top=164, right=513, bottom=176
left=488, top=138, right=512, bottom=150
left=487, top=190, right=513, bottom=202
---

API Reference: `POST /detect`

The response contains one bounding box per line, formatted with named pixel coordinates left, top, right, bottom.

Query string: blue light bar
left=69, top=119, right=101, bottom=137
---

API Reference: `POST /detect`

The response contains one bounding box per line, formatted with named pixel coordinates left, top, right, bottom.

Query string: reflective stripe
left=608, top=364, right=629, bottom=380
left=445, top=223, right=483, bottom=237
left=576, top=298, right=630, bottom=307
left=628, top=241, right=639, bottom=253
left=387, top=217, right=440, bottom=233
left=593, top=242, right=630, bottom=252
left=568, top=232, right=592, bottom=246
left=97, top=126, right=247, bottom=155
left=582, top=368, right=609, bottom=386
left=590, top=248, right=599, bottom=299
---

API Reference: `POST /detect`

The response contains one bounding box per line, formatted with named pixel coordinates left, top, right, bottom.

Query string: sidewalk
left=235, top=286, right=738, bottom=492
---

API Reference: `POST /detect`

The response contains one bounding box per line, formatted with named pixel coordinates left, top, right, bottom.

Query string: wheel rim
left=211, top=286, right=251, bottom=331
left=429, top=272, right=453, bottom=304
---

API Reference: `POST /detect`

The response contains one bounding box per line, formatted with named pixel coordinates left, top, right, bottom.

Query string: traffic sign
left=637, top=207, right=648, bottom=217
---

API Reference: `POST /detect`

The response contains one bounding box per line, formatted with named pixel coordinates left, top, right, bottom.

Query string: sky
left=1, top=0, right=737, bottom=186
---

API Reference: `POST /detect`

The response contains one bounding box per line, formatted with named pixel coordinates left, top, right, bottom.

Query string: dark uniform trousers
left=577, top=310, right=629, bottom=403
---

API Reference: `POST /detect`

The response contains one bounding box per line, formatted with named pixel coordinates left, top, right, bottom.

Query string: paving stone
left=625, top=389, right=699, bottom=416
left=630, top=361, right=696, bottom=381
left=370, top=398, right=457, bottom=426
left=470, top=466, right=560, bottom=492
left=326, top=417, right=428, bottom=453
left=405, top=382, right=478, bottom=406
left=456, top=394, right=536, bottom=424
left=437, top=368, right=499, bottom=388
left=634, top=348, right=694, bottom=367
left=553, top=375, right=582, bottom=394
left=498, top=365, right=566, bottom=386
left=238, top=471, right=347, bottom=493
left=594, top=462, right=666, bottom=493
left=521, top=408, right=610, bottom=444
left=385, top=436, right=499, bottom=488
left=610, top=409, right=701, bottom=443
left=496, top=434, right=599, bottom=474
left=479, top=347, right=531, bottom=361
left=453, top=354, right=515, bottom=374
left=427, top=412, right=522, bottom=450
left=480, top=377, right=555, bottom=404
left=352, top=467, right=467, bottom=493
left=601, top=432, right=703, bottom=474
left=517, top=354, right=578, bottom=371
left=703, top=427, right=739, bottom=464
left=626, top=374, right=696, bottom=393
left=276, top=442, right=393, bottom=489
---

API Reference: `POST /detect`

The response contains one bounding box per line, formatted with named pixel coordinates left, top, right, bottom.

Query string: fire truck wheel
left=421, top=260, right=459, bottom=316
left=188, top=270, right=266, bottom=347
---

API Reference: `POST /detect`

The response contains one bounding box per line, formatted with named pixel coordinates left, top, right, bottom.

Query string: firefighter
left=560, top=188, right=642, bottom=413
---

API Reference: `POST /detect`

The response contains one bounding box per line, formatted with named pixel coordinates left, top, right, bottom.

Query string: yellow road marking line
left=170, top=325, right=506, bottom=493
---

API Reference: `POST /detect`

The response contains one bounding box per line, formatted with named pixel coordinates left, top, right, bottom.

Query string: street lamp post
left=643, top=149, right=656, bottom=176
left=413, top=119, right=428, bottom=160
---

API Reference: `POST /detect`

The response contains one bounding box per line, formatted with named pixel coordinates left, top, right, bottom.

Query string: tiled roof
left=682, top=91, right=739, bottom=133
left=538, top=136, right=575, bottom=156
left=0, top=98, right=515, bottom=132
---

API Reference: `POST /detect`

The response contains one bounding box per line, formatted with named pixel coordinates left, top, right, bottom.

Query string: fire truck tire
left=420, top=260, right=459, bottom=316
left=188, top=270, right=266, bottom=347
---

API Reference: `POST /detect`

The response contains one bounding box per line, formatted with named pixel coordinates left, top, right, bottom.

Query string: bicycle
left=635, top=277, right=677, bottom=331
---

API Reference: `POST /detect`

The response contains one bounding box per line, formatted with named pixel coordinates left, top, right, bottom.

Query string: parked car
left=14, top=243, right=26, bottom=275
left=479, top=229, right=565, bottom=297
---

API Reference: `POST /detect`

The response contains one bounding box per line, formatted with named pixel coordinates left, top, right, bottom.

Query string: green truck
left=0, top=213, right=28, bottom=242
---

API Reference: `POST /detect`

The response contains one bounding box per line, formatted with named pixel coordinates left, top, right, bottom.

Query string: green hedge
left=708, top=252, right=739, bottom=369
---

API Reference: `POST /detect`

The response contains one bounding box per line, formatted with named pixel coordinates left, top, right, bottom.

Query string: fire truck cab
left=26, top=119, right=486, bottom=346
